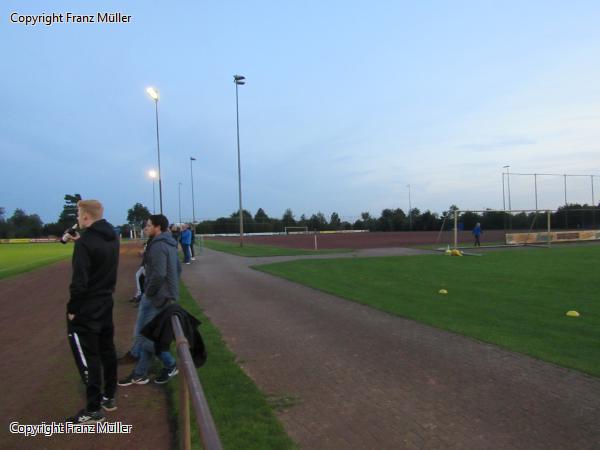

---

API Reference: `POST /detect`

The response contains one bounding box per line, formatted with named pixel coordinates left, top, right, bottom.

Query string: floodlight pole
left=190, top=157, right=196, bottom=225
left=154, top=99, right=163, bottom=214
left=564, top=174, right=567, bottom=206
left=503, top=165, right=512, bottom=232
left=534, top=173, right=538, bottom=210
left=152, top=179, right=156, bottom=214
left=507, top=167, right=512, bottom=210
left=234, top=74, right=246, bottom=247
left=591, top=175, right=595, bottom=206
left=502, top=172, right=506, bottom=210
left=407, top=184, right=412, bottom=230
left=178, top=182, right=183, bottom=225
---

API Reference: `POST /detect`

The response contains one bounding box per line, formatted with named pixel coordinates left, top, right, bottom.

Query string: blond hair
left=77, top=200, right=104, bottom=220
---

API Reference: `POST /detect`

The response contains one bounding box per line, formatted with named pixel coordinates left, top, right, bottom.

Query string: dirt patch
left=0, top=243, right=174, bottom=450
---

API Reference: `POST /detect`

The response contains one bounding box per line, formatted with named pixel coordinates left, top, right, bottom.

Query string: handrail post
left=180, top=370, right=191, bottom=450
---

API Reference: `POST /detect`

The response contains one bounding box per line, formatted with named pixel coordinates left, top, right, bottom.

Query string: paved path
left=183, top=248, right=600, bottom=450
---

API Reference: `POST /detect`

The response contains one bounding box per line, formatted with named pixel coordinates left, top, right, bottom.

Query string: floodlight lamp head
left=148, top=170, right=158, bottom=179
left=234, top=75, right=246, bottom=84
left=146, top=86, right=159, bottom=101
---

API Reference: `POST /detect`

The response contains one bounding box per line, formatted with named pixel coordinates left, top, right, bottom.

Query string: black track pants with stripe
left=67, top=312, right=117, bottom=412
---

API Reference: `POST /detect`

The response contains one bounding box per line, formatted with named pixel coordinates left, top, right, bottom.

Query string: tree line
left=195, top=204, right=600, bottom=234
left=1, top=195, right=599, bottom=239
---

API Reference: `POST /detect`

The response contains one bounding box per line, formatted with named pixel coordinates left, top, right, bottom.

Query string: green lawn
left=168, top=283, right=297, bottom=450
left=0, top=243, right=73, bottom=279
left=203, top=238, right=351, bottom=257
left=256, top=245, right=600, bottom=378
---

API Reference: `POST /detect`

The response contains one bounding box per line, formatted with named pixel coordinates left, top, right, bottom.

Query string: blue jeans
left=182, top=244, right=191, bottom=263
left=130, top=293, right=155, bottom=358
left=132, top=296, right=176, bottom=377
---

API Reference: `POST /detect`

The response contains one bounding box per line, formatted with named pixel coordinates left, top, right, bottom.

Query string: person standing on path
left=180, top=224, right=192, bottom=264
left=118, top=214, right=181, bottom=386
left=64, top=200, right=119, bottom=424
left=190, top=224, right=196, bottom=261
left=472, top=222, right=482, bottom=247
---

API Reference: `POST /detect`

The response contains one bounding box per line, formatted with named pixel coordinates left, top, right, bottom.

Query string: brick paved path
left=183, top=248, right=600, bottom=450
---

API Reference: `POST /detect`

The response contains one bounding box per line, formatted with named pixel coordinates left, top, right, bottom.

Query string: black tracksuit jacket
left=67, top=219, right=119, bottom=328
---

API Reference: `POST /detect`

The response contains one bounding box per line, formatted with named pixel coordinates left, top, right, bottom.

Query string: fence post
left=180, top=374, right=191, bottom=450
left=453, top=210, right=458, bottom=249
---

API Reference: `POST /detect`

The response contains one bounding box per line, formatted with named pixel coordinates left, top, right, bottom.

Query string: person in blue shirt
left=180, top=224, right=192, bottom=264
left=472, top=222, right=482, bottom=247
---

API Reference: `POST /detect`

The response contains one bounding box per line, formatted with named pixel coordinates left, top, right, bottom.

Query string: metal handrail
left=171, top=315, right=222, bottom=450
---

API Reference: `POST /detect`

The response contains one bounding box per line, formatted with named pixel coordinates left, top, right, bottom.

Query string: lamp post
left=146, top=87, right=163, bottom=214
left=148, top=169, right=158, bottom=214
left=178, top=182, right=183, bottom=225
left=502, top=169, right=506, bottom=210
left=190, top=157, right=196, bottom=225
left=503, top=165, right=511, bottom=210
left=503, top=165, right=512, bottom=231
left=234, top=74, right=246, bottom=247
left=407, top=184, right=412, bottom=230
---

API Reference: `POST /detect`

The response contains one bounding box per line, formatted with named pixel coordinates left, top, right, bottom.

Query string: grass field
left=169, top=283, right=297, bottom=450
left=203, top=238, right=351, bottom=257
left=256, top=245, right=600, bottom=378
left=0, top=243, right=72, bottom=279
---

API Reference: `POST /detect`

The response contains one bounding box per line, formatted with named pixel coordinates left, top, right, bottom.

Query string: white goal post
left=450, top=209, right=552, bottom=249
left=284, top=226, right=309, bottom=234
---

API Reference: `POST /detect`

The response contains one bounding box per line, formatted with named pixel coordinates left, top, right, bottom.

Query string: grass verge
left=202, top=238, right=351, bottom=257
left=255, top=245, right=600, bottom=378
left=167, top=283, right=297, bottom=449
left=0, top=243, right=73, bottom=279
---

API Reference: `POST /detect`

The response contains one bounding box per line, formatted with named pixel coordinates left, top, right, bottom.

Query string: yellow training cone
left=438, top=289, right=448, bottom=295
left=566, top=310, right=580, bottom=317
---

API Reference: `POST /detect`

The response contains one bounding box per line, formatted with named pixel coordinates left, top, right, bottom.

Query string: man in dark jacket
left=64, top=200, right=119, bottom=424
left=119, top=214, right=182, bottom=386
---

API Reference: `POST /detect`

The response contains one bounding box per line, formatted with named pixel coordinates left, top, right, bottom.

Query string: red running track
left=210, top=230, right=508, bottom=249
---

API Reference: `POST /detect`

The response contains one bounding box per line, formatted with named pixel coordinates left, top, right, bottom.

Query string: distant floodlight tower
left=178, top=182, right=183, bottom=225
left=234, top=74, right=246, bottom=247
left=146, top=86, right=163, bottom=214
left=190, top=156, right=197, bottom=225
left=407, top=184, right=412, bottom=230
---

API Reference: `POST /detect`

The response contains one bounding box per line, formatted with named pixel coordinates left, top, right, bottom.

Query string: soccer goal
left=436, top=209, right=553, bottom=249
left=284, top=226, right=309, bottom=235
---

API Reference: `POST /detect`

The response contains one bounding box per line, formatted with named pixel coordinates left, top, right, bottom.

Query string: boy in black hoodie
left=64, top=200, right=119, bottom=424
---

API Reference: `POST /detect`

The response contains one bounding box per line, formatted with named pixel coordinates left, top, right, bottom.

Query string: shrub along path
left=182, top=247, right=600, bottom=449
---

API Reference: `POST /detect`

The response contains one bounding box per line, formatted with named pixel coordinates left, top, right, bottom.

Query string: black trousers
left=67, top=309, right=117, bottom=412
